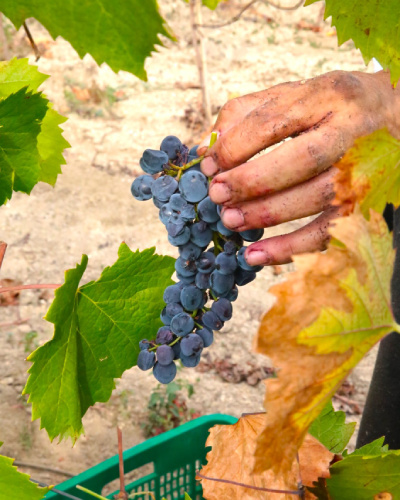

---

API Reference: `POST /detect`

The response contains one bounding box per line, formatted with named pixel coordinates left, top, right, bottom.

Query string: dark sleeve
left=356, top=204, right=400, bottom=449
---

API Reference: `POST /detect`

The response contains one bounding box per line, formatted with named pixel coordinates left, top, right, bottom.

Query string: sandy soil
left=0, top=0, right=377, bottom=492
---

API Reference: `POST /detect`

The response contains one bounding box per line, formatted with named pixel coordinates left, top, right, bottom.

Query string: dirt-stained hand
left=197, top=70, right=400, bottom=266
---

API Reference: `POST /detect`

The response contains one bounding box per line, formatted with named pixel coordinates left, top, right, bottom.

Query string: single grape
left=209, top=221, right=219, bottom=231
left=137, top=350, right=156, bottom=370
left=180, top=285, right=203, bottom=311
left=156, top=326, right=174, bottom=344
left=180, top=352, right=201, bottom=368
left=180, top=203, right=196, bottom=221
left=212, top=298, right=233, bottom=321
left=222, top=285, right=238, bottom=302
left=175, top=257, right=197, bottom=277
left=167, top=214, right=186, bottom=237
left=170, top=193, right=188, bottom=212
left=166, top=302, right=184, bottom=317
left=159, top=203, right=173, bottom=225
left=189, top=145, right=199, bottom=157
left=176, top=272, right=196, bottom=284
left=160, top=307, right=172, bottom=325
left=160, top=135, right=182, bottom=160
left=180, top=333, right=204, bottom=356
left=186, top=163, right=201, bottom=173
left=196, top=251, right=215, bottom=273
left=170, top=312, right=195, bottom=336
left=215, top=252, right=237, bottom=275
left=139, top=339, right=151, bottom=350
left=179, top=171, right=208, bottom=203
left=153, top=196, right=164, bottom=209
left=168, top=226, right=190, bottom=246
left=142, top=149, right=169, bottom=174
left=237, top=247, right=263, bottom=272
left=217, top=220, right=234, bottom=237
left=131, top=175, right=154, bottom=201
left=152, top=175, right=178, bottom=202
left=163, top=284, right=182, bottom=304
left=156, top=344, right=175, bottom=366
left=190, top=221, right=213, bottom=247
left=210, top=270, right=235, bottom=296
left=235, top=267, right=257, bottom=286
left=172, top=342, right=181, bottom=360
left=195, top=271, right=211, bottom=290
left=224, top=241, right=237, bottom=255
left=240, top=228, right=264, bottom=242
left=179, top=242, right=202, bottom=261
left=196, top=328, right=214, bottom=348
left=153, top=361, right=177, bottom=384
left=198, top=196, right=220, bottom=223
left=202, top=310, right=224, bottom=331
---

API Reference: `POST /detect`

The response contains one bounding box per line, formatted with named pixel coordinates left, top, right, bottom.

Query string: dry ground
left=0, top=0, right=377, bottom=492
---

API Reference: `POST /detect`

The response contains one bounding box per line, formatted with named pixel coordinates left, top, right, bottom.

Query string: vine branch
left=23, top=22, right=41, bottom=61
left=116, top=427, right=128, bottom=500
left=196, top=0, right=304, bottom=29
left=196, top=472, right=304, bottom=496
left=0, top=283, right=60, bottom=294
left=0, top=241, right=7, bottom=272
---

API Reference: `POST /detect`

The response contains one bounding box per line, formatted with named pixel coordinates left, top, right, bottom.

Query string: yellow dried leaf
left=198, top=414, right=333, bottom=500
left=254, top=210, right=399, bottom=475
left=334, top=129, right=400, bottom=217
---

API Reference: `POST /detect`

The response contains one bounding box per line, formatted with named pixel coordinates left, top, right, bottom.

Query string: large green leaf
left=1, top=1, right=174, bottom=80
left=0, top=444, right=50, bottom=500
left=346, top=437, right=388, bottom=457
left=309, top=400, right=355, bottom=453
left=304, top=0, right=400, bottom=86
left=0, top=87, right=48, bottom=206
left=327, top=449, right=400, bottom=499
left=23, top=244, right=175, bottom=441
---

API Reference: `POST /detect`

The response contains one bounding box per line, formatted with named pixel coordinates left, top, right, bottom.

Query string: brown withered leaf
left=0, top=278, right=22, bottom=306
left=253, top=210, right=399, bottom=475
left=198, top=413, right=333, bottom=500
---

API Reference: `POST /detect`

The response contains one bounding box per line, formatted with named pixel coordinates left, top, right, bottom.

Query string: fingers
left=220, top=167, right=337, bottom=231
left=243, top=205, right=346, bottom=267
left=197, top=86, right=296, bottom=155
left=201, top=89, right=334, bottom=175
left=208, top=121, right=352, bottom=206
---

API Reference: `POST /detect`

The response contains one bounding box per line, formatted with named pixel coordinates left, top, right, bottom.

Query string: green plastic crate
left=44, top=414, right=237, bottom=500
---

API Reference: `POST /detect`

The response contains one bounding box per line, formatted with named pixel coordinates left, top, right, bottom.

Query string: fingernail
left=245, top=249, right=273, bottom=266
left=201, top=156, right=218, bottom=176
left=222, top=208, right=244, bottom=228
left=209, top=182, right=231, bottom=204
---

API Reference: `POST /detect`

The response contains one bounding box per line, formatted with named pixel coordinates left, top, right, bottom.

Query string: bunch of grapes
left=131, top=134, right=263, bottom=384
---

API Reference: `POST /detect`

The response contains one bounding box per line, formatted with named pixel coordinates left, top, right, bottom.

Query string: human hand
left=198, top=70, right=400, bottom=266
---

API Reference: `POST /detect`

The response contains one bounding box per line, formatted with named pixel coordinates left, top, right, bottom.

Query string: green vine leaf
left=0, top=58, right=70, bottom=204
left=1, top=1, right=174, bottom=80
left=0, top=443, right=50, bottom=499
left=327, top=448, right=400, bottom=499
left=0, top=57, right=48, bottom=97
left=23, top=244, right=175, bottom=441
left=309, top=400, right=356, bottom=454
left=37, top=105, right=69, bottom=186
left=0, top=87, right=48, bottom=206
left=304, top=0, right=400, bottom=86
left=346, top=437, right=388, bottom=457
left=202, top=0, right=225, bottom=10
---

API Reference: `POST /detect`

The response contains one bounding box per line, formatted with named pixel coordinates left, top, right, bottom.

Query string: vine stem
left=0, top=283, right=60, bottom=294
left=190, top=0, right=212, bottom=126
left=23, top=21, right=41, bottom=61
left=116, top=427, right=128, bottom=499
left=76, top=486, right=108, bottom=500
left=0, top=241, right=7, bottom=271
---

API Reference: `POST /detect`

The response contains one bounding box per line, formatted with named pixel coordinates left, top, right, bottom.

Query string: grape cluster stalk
left=131, top=134, right=263, bottom=384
